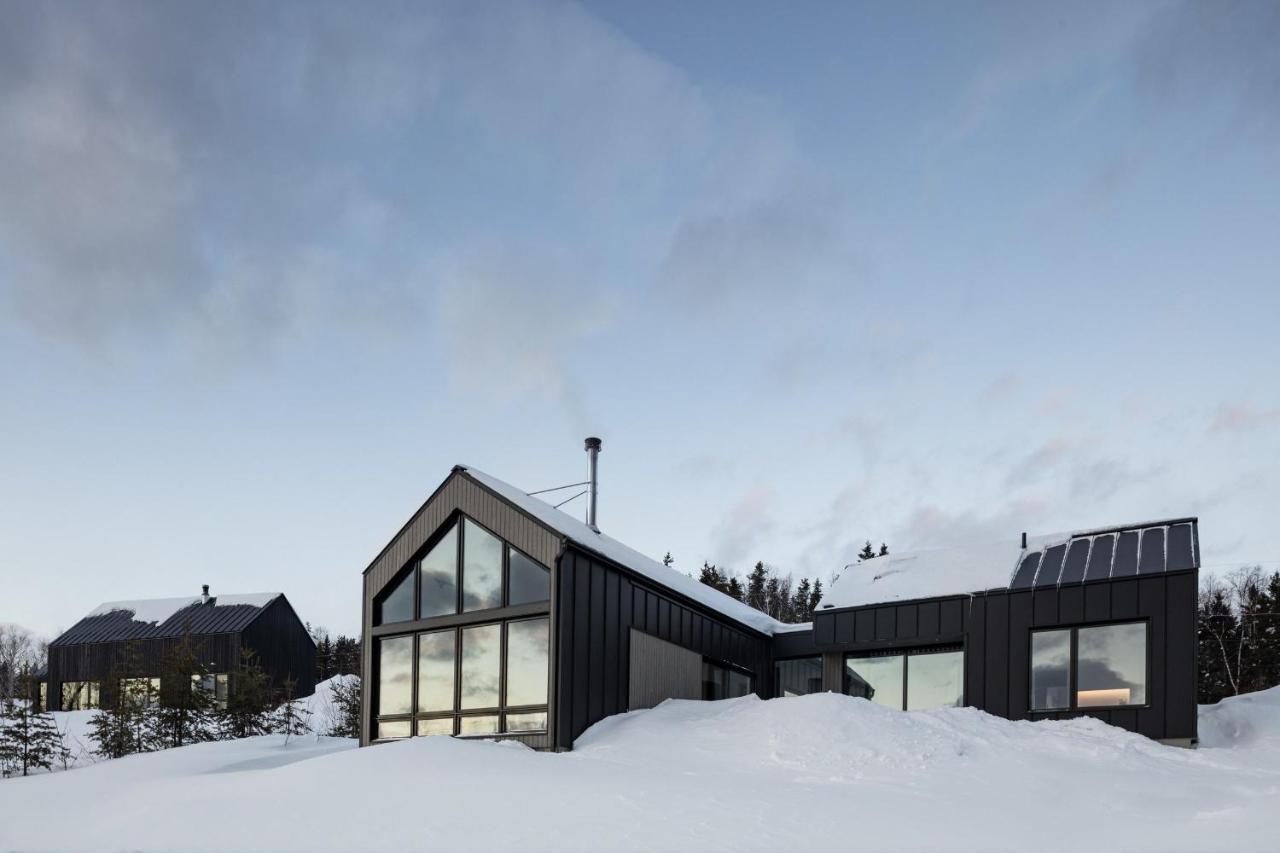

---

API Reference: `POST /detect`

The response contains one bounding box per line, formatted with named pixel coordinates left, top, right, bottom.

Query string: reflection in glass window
left=378, top=636, right=414, bottom=716
left=844, top=655, right=903, bottom=709
left=121, top=676, right=161, bottom=709
left=507, top=548, right=550, bottom=605
left=505, top=711, right=547, bottom=733
left=377, top=570, right=415, bottom=625
left=378, top=719, right=411, bottom=740
left=702, top=661, right=754, bottom=700
left=417, top=630, right=455, bottom=713
left=459, top=715, right=499, bottom=736
left=1078, top=623, right=1147, bottom=707
left=420, top=525, right=459, bottom=618
left=1031, top=629, right=1071, bottom=711
left=506, top=618, right=549, bottom=706
left=462, top=520, right=503, bottom=612
left=191, top=673, right=230, bottom=710
left=906, top=651, right=964, bottom=710
left=774, top=657, right=823, bottom=697
left=460, top=624, right=501, bottom=709
left=416, top=717, right=454, bottom=737
left=61, top=681, right=100, bottom=711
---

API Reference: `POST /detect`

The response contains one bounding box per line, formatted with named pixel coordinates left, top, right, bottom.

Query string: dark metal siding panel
left=835, top=612, right=854, bottom=644
left=965, top=597, right=986, bottom=710
left=813, top=613, right=835, bottom=646
left=1032, top=588, right=1058, bottom=626
left=984, top=595, right=1009, bottom=716
left=1111, top=579, right=1139, bottom=620
left=822, top=651, right=845, bottom=693
left=1163, top=571, right=1198, bottom=740
left=554, top=552, right=576, bottom=749
left=874, top=607, right=895, bottom=640
left=1084, top=583, right=1111, bottom=622
left=854, top=610, right=874, bottom=643
left=918, top=601, right=940, bottom=638
left=557, top=545, right=772, bottom=746
left=940, top=599, right=963, bottom=636
left=1006, top=592, right=1032, bottom=719
left=1059, top=585, right=1084, bottom=623
left=240, top=596, right=317, bottom=696
left=1136, top=576, right=1166, bottom=739
left=896, top=605, right=917, bottom=639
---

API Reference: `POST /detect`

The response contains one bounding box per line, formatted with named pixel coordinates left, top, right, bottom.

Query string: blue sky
left=2, top=1, right=1277, bottom=638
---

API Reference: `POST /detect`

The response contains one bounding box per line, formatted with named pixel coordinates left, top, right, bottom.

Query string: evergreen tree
left=314, top=635, right=335, bottom=681
left=662, top=552, right=674, bottom=567
left=746, top=562, right=768, bottom=612
left=1198, top=584, right=1240, bottom=703
left=0, top=688, right=64, bottom=777
left=326, top=676, right=362, bottom=739
left=791, top=577, right=813, bottom=623
left=333, top=636, right=361, bottom=677
left=221, top=649, right=272, bottom=739
left=858, top=541, right=877, bottom=562
left=764, top=576, right=781, bottom=619
left=808, top=578, right=824, bottom=620
left=879, top=543, right=890, bottom=557
left=270, top=677, right=313, bottom=744
left=87, top=641, right=149, bottom=759
left=726, top=576, right=745, bottom=603
left=147, top=633, right=216, bottom=749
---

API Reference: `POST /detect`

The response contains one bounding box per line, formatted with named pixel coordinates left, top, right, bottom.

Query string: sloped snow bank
left=1198, top=684, right=1280, bottom=749
left=3, top=691, right=1278, bottom=853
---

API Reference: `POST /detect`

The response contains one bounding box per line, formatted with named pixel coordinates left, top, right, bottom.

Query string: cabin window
left=377, top=635, right=414, bottom=718
left=1029, top=621, right=1148, bottom=712
left=419, top=525, right=459, bottom=618
left=844, top=648, right=964, bottom=711
left=375, top=616, right=551, bottom=741
left=191, top=673, right=230, bottom=710
left=61, top=681, right=100, bottom=711
left=373, top=516, right=550, bottom=627
left=1077, top=623, right=1147, bottom=707
left=1030, top=629, right=1072, bottom=711
left=120, top=677, right=161, bottom=709
left=774, top=656, right=823, bottom=697
left=702, top=660, right=753, bottom=700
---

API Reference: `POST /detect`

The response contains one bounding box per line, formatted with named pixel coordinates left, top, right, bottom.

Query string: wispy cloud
left=1209, top=403, right=1280, bottom=434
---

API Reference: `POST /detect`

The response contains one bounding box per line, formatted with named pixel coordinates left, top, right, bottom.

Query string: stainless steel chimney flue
left=201, top=584, right=211, bottom=605
left=584, top=437, right=602, bottom=532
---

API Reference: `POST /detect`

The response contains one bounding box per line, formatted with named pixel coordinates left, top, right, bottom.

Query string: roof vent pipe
left=584, top=437, right=602, bottom=532
left=1021, top=532, right=1027, bottom=549
left=201, top=584, right=210, bottom=605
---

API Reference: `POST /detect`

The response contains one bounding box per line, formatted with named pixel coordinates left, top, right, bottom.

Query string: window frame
left=373, top=615, right=551, bottom=742
left=700, top=657, right=756, bottom=701
left=373, top=513, right=551, bottom=628
left=772, top=655, right=824, bottom=699
left=1028, top=619, right=1151, bottom=714
left=842, top=645, right=965, bottom=711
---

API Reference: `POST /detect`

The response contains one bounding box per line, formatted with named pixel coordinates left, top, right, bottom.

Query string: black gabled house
left=360, top=446, right=1199, bottom=749
left=47, top=587, right=315, bottom=712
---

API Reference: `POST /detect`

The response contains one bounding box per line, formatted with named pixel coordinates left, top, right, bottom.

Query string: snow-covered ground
left=3, top=687, right=1279, bottom=852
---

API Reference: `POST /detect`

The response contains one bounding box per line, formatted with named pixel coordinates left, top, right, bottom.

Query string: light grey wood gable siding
left=627, top=628, right=702, bottom=710
left=359, top=469, right=564, bottom=745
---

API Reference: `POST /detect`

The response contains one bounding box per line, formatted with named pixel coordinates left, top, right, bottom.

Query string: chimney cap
left=584, top=436, right=602, bottom=451
left=202, top=584, right=209, bottom=595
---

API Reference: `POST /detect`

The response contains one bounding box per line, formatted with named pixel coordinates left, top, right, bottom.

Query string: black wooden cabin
left=47, top=589, right=316, bottom=712
left=361, top=464, right=1199, bottom=749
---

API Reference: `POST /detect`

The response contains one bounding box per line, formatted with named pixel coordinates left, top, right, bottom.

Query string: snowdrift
left=2, top=689, right=1278, bottom=852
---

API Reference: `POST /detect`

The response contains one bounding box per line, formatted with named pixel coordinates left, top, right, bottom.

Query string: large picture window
left=844, top=648, right=963, bottom=711
left=61, top=680, right=100, bottom=711
left=774, top=656, right=823, bottom=698
left=1029, top=621, right=1148, bottom=712
left=375, top=616, right=550, bottom=740
left=120, top=676, right=161, bottom=709
left=702, top=660, right=753, bottom=700
left=374, top=516, right=550, bottom=626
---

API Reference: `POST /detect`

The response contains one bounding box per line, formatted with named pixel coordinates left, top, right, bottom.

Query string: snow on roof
left=88, top=592, right=280, bottom=626
left=817, top=533, right=1070, bottom=611
left=460, top=466, right=790, bottom=636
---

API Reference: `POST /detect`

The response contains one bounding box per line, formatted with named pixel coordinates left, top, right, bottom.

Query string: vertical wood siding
left=627, top=629, right=702, bottom=709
